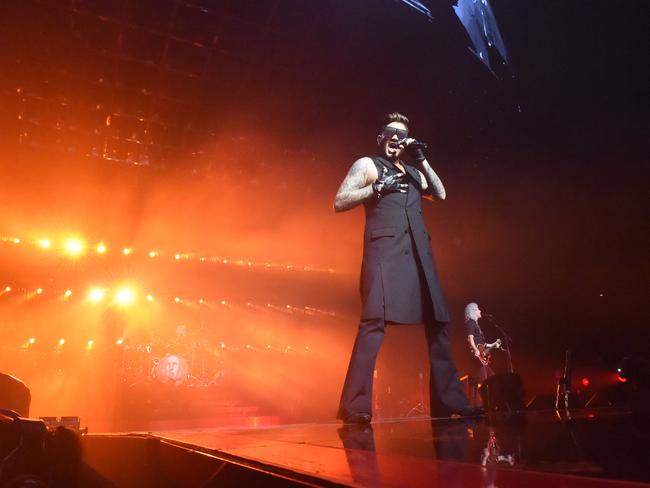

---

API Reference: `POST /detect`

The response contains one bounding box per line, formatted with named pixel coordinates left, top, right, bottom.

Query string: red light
left=581, top=377, right=590, bottom=387
left=617, top=375, right=627, bottom=383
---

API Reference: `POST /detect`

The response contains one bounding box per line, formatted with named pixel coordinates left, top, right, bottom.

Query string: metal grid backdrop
left=2, top=0, right=319, bottom=168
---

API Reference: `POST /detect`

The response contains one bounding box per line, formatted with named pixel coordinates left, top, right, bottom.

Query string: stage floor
left=110, top=407, right=650, bottom=487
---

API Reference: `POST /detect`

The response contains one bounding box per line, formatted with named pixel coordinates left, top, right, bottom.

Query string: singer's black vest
left=360, top=157, right=449, bottom=323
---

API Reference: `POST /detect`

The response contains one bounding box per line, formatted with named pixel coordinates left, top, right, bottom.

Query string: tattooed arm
left=333, top=157, right=377, bottom=212
left=416, top=157, right=446, bottom=201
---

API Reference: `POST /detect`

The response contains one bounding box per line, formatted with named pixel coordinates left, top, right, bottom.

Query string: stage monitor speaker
left=479, top=373, right=525, bottom=412
left=0, top=373, right=31, bottom=417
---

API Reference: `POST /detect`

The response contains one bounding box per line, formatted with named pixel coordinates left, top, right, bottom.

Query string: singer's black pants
left=337, top=316, right=470, bottom=419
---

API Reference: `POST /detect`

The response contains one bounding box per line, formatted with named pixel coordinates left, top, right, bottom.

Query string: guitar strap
left=475, top=321, right=486, bottom=346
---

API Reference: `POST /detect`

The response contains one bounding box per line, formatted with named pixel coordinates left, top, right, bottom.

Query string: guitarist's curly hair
left=464, top=302, right=480, bottom=321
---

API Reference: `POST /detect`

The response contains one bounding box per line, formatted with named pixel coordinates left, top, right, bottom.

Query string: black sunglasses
left=381, top=126, right=408, bottom=140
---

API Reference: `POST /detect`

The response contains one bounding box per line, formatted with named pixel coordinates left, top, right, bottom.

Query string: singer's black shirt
left=465, top=319, right=486, bottom=345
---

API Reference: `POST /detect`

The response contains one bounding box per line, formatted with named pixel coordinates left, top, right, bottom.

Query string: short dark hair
left=382, top=112, right=410, bottom=129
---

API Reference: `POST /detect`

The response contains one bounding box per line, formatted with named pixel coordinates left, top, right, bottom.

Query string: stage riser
left=82, top=435, right=328, bottom=487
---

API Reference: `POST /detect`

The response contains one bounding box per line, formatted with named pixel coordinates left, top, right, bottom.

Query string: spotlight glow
left=38, top=239, right=51, bottom=249
left=58, top=338, right=65, bottom=346
left=4, top=286, right=11, bottom=292
left=146, top=294, right=154, bottom=302
left=88, top=287, right=105, bottom=302
left=36, top=288, right=43, bottom=294
left=64, top=290, right=73, bottom=299
left=149, top=251, right=158, bottom=258
left=64, top=238, right=85, bottom=256
left=122, top=247, right=132, bottom=255
left=115, top=287, right=135, bottom=306
left=96, top=243, right=107, bottom=254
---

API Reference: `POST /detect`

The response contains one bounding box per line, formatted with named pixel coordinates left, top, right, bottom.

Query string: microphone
left=483, top=313, right=494, bottom=318
left=397, top=138, right=428, bottom=149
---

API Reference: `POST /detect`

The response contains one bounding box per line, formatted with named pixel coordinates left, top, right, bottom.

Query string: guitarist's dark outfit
left=465, top=318, right=494, bottom=405
left=337, top=156, right=471, bottom=420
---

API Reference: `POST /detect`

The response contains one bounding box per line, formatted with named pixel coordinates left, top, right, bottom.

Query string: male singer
left=334, top=112, right=483, bottom=423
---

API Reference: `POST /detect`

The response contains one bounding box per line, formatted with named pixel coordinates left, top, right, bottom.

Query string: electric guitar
left=476, top=339, right=502, bottom=366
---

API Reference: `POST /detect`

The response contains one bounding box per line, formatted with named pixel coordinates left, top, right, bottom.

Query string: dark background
left=0, top=0, right=647, bottom=423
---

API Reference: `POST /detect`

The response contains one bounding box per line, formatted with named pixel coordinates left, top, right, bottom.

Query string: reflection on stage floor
left=124, top=407, right=650, bottom=487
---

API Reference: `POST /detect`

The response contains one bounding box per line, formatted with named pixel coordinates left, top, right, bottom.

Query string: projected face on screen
left=155, top=354, right=188, bottom=384
left=165, top=356, right=181, bottom=379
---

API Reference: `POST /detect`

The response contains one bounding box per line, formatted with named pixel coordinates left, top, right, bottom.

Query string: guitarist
left=464, top=302, right=495, bottom=404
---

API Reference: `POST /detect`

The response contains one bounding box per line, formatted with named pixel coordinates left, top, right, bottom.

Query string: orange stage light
left=64, top=238, right=85, bottom=256
left=88, top=287, right=105, bottom=302
left=115, top=287, right=135, bottom=306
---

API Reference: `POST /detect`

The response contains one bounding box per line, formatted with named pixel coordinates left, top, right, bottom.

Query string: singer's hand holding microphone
left=399, top=137, right=428, bottom=164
